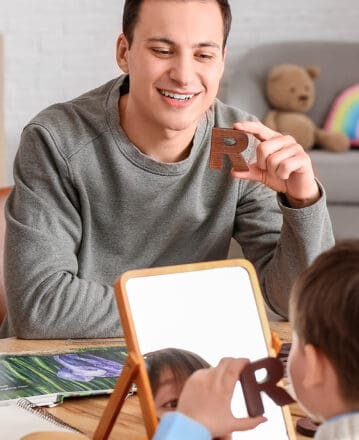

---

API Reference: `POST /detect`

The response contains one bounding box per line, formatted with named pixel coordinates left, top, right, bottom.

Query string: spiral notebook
left=0, top=398, right=81, bottom=439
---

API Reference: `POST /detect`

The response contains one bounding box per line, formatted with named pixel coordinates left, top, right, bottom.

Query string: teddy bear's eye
left=289, top=87, right=296, bottom=93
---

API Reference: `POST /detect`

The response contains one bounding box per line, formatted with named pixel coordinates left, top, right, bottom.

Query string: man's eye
left=196, top=53, right=215, bottom=61
left=152, top=48, right=172, bottom=56
left=162, top=399, right=178, bottom=409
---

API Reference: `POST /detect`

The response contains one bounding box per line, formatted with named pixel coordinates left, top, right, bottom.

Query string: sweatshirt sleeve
left=4, top=123, right=122, bottom=339
left=233, top=179, right=335, bottom=318
left=153, top=413, right=211, bottom=440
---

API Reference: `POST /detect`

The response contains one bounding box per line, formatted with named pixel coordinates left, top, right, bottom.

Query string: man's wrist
left=283, top=181, right=321, bottom=209
left=284, top=193, right=320, bottom=208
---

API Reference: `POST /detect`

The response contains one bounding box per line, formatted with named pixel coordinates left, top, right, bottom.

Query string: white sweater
left=316, top=412, right=359, bottom=440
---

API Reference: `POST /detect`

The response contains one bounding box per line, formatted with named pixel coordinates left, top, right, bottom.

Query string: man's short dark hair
left=289, top=240, right=359, bottom=404
left=122, top=0, right=232, bottom=50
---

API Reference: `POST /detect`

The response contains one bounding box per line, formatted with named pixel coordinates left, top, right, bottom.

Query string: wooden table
left=0, top=323, right=310, bottom=439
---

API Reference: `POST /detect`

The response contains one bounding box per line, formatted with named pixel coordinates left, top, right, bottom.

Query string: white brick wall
left=0, top=0, right=123, bottom=182
left=1, top=0, right=358, bottom=183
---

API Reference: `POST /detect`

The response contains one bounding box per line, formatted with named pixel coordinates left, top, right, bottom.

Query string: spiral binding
left=16, top=398, right=81, bottom=433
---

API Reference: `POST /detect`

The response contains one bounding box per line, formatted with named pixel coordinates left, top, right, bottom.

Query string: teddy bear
left=263, top=63, right=350, bottom=152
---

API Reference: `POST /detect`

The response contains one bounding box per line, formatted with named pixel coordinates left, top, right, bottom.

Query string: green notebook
left=0, top=345, right=127, bottom=406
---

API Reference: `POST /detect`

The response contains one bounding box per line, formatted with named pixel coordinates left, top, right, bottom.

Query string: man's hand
left=231, top=121, right=320, bottom=208
left=177, top=357, right=267, bottom=438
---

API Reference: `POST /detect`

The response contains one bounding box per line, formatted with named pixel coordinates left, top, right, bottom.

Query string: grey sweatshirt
left=1, top=75, right=334, bottom=338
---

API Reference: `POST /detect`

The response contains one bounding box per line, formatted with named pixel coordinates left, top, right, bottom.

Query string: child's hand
left=177, top=357, right=267, bottom=438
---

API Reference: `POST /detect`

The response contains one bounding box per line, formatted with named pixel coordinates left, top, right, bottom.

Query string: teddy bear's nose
left=299, top=95, right=309, bottom=102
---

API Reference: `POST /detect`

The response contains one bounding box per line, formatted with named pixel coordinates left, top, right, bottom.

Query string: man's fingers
left=231, top=164, right=287, bottom=193
left=255, top=135, right=298, bottom=170
left=233, top=120, right=280, bottom=142
left=264, top=144, right=305, bottom=179
left=230, top=164, right=263, bottom=183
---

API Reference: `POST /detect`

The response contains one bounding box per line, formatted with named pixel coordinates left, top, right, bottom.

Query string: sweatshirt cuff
left=277, top=179, right=326, bottom=212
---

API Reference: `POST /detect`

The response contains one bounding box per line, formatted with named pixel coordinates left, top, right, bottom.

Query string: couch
left=219, top=41, right=359, bottom=248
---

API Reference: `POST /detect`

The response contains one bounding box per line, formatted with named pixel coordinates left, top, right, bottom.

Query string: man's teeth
left=160, top=90, right=194, bottom=100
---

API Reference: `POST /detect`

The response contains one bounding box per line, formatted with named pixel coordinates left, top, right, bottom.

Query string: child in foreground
left=153, top=240, right=359, bottom=439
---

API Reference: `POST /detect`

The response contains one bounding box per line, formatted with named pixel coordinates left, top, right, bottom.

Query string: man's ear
left=302, top=344, right=326, bottom=389
left=116, top=33, right=130, bottom=73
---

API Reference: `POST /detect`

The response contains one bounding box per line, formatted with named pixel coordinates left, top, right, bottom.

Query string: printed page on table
left=0, top=346, right=127, bottom=406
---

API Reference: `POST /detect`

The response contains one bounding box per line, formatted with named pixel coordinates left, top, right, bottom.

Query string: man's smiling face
left=117, top=0, right=226, bottom=136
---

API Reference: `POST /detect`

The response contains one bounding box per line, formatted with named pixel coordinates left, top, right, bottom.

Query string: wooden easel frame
left=93, top=272, right=158, bottom=440
left=94, top=259, right=295, bottom=440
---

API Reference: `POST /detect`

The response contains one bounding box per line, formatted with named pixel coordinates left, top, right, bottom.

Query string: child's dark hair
left=144, top=347, right=210, bottom=397
left=289, top=240, right=359, bottom=404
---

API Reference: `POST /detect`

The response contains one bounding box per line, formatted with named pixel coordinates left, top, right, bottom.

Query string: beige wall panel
left=0, top=35, right=4, bottom=185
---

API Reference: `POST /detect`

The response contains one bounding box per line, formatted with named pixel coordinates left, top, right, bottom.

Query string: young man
left=1, top=0, right=334, bottom=339
left=154, top=240, right=359, bottom=439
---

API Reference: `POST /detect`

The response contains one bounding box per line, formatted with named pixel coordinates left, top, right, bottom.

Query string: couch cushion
left=309, top=150, right=359, bottom=204
left=327, top=205, right=359, bottom=239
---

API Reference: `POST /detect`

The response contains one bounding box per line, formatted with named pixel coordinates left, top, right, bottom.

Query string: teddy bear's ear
left=307, top=66, right=320, bottom=79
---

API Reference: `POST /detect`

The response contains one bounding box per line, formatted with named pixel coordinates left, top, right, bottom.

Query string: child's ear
left=302, top=344, right=326, bottom=389
left=116, top=33, right=130, bottom=73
